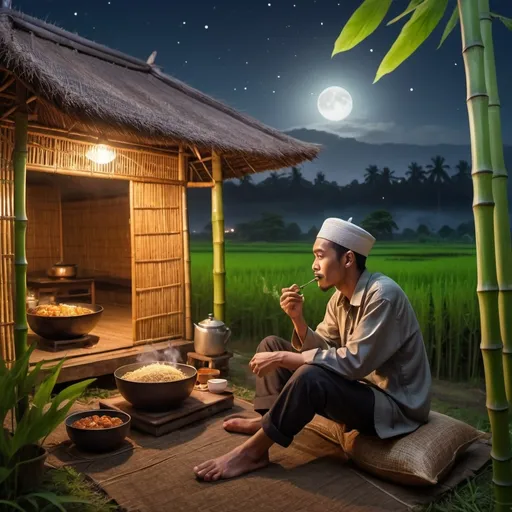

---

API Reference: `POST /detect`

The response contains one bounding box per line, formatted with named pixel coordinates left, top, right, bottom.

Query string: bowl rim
left=28, top=303, right=104, bottom=318
left=208, top=378, right=227, bottom=384
left=65, top=409, right=131, bottom=430
left=114, top=361, right=197, bottom=383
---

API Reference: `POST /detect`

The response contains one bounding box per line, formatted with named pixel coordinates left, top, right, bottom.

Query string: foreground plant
left=0, top=343, right=95, bottom=508
left=331, top=0, right=512, bottom=508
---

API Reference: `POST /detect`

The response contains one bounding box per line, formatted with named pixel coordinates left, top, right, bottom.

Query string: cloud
left=285, top=118, right=469, bottom=146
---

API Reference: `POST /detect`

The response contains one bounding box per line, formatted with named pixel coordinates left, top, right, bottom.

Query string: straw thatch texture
left=131, top=181, right=183, bottom=344
left=26, top=184, right=61, bottom=273
left=0, top=127, right=14, bottom=362
left=62, top=196, right=131, bottom=281
left=0, top=9, right=320, bottom=178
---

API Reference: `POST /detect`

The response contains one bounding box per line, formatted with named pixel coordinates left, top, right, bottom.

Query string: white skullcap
left=317, top=217, right=376, bottom=257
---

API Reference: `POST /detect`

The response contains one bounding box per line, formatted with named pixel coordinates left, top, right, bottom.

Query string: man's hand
left=280, top=284, right=304, bottom=321
left=249, top=351, right=305, bottom=377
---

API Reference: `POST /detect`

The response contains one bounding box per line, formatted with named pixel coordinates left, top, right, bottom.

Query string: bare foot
left=194, top=444, right=269, bottom=481
left=223, top=416, right=262, bottom=435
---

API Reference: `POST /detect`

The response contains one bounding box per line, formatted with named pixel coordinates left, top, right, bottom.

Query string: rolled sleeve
left=291, top=327, right=331, bottom=351
left=308, top=297, right=398, bottom=380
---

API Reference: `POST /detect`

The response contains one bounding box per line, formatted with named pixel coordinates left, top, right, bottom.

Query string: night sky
left=13, top=1, right=512, bottom=149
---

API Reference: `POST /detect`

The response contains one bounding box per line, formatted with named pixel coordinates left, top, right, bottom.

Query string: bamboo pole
left=479, top=0, right=512, bottom=408
left=13, top=81, right=28, bottom=419
left=211, top=151, right=225, bottom=321
left=458, top=1, right=512, bottom=508
left=179, top=146, right=193, bottom=339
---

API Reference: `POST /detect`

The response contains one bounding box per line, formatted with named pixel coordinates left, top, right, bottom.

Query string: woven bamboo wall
left=0, top=128, right=180, bottom=183
left=130, top=182, right=184, bottom=344
left=26, top=184, right=61, bottom=273
left=62, top=196, right=131, bottom=280
left=0, top=128, right=14, bottom=362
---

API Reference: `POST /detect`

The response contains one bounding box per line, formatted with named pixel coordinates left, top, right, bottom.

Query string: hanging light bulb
left=86, top=138, right=116, bottom=164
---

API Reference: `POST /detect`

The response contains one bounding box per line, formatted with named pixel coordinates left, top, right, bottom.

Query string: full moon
left=317, top=86, right=353, bottom=121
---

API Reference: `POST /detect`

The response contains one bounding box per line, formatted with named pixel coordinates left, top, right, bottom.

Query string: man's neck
left=336, top=269, right=363, bottom=302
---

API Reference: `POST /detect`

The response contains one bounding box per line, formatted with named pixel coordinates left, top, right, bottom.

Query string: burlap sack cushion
left=305, top=411, right=485, bottom=486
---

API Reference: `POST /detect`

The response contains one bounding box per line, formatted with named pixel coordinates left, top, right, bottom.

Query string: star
left=320, top=22, right=324, bottom=26
left=244, top=86, right=247, bottom=90
left=268, top=2, right=271, bottom=5
left=182, top=21, right=186, bottom=25
left=370, top=48, right=373, bottom=52
left=272, top=90, right=276, bottom=93
left=177, top=41, right=180, bottom=44
left=454, top=62, right=458, bottom=66
left=410, top=87, right=414, bottom=92
left=204, top=25, right=209, bottom=29
left=74, top=12, right=78, bottom=16
left=277, top=74, right=280, bottom=78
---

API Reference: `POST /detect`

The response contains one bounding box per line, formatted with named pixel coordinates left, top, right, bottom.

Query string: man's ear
left=345, top=250, right=355, bottom=268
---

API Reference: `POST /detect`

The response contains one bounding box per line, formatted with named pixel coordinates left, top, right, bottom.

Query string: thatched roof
left=0, top=8, right=320, bottom=179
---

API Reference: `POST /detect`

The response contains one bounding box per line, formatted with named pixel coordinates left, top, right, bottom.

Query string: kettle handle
left=224, top=327, right=232, bottom=344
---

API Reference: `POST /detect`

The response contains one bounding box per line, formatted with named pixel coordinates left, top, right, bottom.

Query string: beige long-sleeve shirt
left=292, top=269, right=432, bottom=439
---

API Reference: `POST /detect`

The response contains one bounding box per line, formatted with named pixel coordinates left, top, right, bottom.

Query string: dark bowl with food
left=115, top=362, right=197, bottom=412
left=27, top=303, right=103, bottom=340
left=65, top=409, right=131, bottom=453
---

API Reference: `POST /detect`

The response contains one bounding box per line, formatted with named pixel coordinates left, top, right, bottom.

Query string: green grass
left=191, top=241, right=480, bottom=381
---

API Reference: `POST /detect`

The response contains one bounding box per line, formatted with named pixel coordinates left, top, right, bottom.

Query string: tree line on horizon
left=217, top=155, right=473, bottom=211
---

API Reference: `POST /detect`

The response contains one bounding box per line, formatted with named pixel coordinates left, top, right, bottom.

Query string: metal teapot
left=193, top=313, right=231, bottom=357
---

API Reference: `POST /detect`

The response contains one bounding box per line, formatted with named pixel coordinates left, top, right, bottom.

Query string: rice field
left=190, top=241, right=481, bottom=382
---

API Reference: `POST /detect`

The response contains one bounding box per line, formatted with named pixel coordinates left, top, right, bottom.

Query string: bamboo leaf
left=387, top=0, right=424, bottom=25
left=332, top=0, right=392, bottom=56
left=375, top=0, right=449, bottom=82
left=491, top=12, right=512, bottom=31
left=438, top=5, right=459, bottom=48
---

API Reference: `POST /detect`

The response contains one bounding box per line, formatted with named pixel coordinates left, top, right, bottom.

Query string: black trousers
left=254, top=336, right=377, bottom=447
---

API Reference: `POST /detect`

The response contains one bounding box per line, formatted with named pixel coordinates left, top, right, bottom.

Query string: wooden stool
left=186, top=351, right=233, bottom=373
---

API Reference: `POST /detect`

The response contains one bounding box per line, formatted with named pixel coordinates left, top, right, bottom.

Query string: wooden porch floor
left=29, top=304, right=193, bottom=383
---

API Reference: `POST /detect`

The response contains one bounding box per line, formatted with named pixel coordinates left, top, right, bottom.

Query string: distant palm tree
left=426, top=156, right=451, bottom=212
left=364, top=165, right=380, bottom=186
left=289, top=166, right=303, bottom=186
left=452, top=160, right=471, bottom=183
left=426, top=156, right=451, bottom=184
left=314, top=171, right=326, bottom=186
left=405, top=162, right=427, bottom=184
left=380, top=167, right=398, bottom=186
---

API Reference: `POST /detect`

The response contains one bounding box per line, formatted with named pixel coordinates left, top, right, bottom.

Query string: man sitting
left=194, top=217, right=432, bottom=481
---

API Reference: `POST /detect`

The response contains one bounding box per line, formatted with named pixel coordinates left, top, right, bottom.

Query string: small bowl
left=65, top=409, right=131, bottom=453
left=197, top=368, right=220, bottom=385
left=207, top=378, right=228, bottom=394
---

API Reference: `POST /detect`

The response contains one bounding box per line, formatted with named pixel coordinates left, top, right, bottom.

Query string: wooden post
left=211, top=151, right=225, bottom=321
left=179, top=146, right=192, bottom=339
left=13, top=81, right=28, bottom=419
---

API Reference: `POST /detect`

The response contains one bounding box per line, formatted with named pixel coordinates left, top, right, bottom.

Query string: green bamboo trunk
left=479, top=0, right=512, bottom=407
left=458, top=1, right=512, bottom=508
left=13, top=82, right=28, bottom=420
left=211, top=151, right=225, bottom=321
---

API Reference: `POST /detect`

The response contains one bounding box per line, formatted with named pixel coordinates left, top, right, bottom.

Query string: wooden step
left=35, top=340, right=194, bottom=384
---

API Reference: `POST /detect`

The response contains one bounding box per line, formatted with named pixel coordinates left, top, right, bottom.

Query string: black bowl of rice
left=114, top=362, right=197, bottom=411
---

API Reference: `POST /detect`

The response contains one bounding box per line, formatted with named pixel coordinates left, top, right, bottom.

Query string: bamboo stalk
left=13, top=81, right=28, bottom=419
left=180, top=146, right=193, bottom=340
left=211, top=151, right=225, bottom=322
left=130, top=180, right=137, bottom=343
left=479, top=0, right=512, bottom=408
left=458, top=1, right=512, bottom=508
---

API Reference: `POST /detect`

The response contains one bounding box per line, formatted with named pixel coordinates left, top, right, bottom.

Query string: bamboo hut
left=0, top=7, right=320, bottom=380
